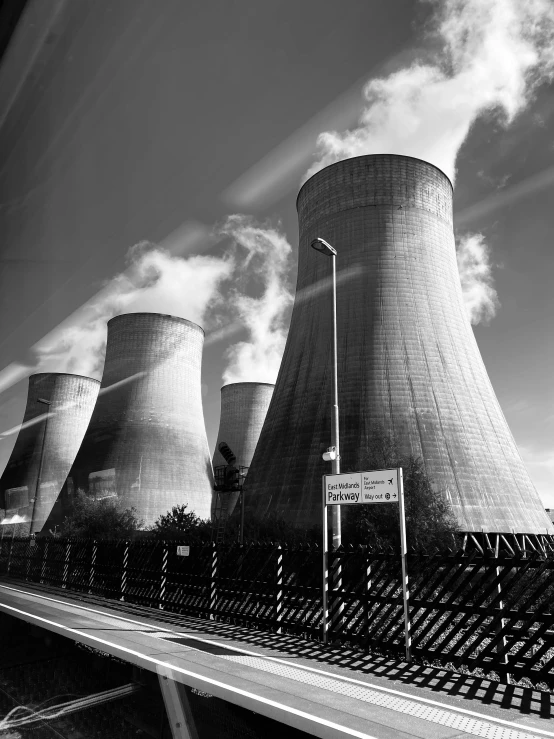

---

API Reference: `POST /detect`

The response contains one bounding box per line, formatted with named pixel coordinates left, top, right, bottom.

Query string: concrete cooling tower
left=244, top=154, right=552, bottom=535
left=212, top=382, right=274, bottom=514
left=0, top=373, right=100, bottom=534
left=67, top=313, right=213, bottom=526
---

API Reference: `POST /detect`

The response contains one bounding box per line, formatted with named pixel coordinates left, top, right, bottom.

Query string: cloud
left=217, top=215, right=294, bottom=385
left=456, top=233, right=499, bottom=325
left=34, top=243, right=234, bottom=379
left=27, top=216, right=294, bottom=388
left=307, top=0, right=554, bottom=183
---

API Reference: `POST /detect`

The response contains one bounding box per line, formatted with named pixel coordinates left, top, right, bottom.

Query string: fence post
left=89, top=540, right=97, bottom=593
left=160, top=542, right=168, bottom=610
left=62, top=540, right=71, bottom=588
left=495, top=536, right=511, bottom=684
left=365, top=549, right=372, bottom=651
left=121, top=541, right=130, bottom=601
left=6, top=528, right=15, bottom=576
left=210, top=543, right=218, bottom=620
left=40, top=540, right=49, bottom=584
left=275, top=545, right=283, bottom=634
left=25, top=538, right=32, bottom=581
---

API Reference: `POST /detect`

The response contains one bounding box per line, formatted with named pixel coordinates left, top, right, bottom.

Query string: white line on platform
left=1, top=583, right=552, bottom=738
left=0, top=599, right=373, bottom=739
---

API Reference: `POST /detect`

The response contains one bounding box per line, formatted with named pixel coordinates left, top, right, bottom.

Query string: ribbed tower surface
left=68, top=313, right=213, bottom=526
left=244, top=154, right=552, bottom=534
left=0, top=373, right=100, bottom=534
left=212, top=382, right=274, bottom=515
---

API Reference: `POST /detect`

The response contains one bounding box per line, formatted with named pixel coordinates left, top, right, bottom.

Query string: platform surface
left=0, top=580, right=553, bottom=739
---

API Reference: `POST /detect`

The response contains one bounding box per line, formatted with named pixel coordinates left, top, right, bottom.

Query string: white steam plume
left=456, top=233, right=499, bottom=325
left=307, top=0, right=554, bottom=183
left=217, top=215, right=294, bottom=385
left=34, top=244, right=234, bottom=378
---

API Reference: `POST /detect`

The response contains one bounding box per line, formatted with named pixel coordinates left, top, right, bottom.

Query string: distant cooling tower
left=67, top=313, right=213, bottom=526
left=212, top=382, right=274, bottom=514
left=245, top=154, right=552, bottom=535
left=0, top=373, right=100, bottom=534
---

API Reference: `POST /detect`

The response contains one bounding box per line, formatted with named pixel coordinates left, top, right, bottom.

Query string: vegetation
left=55, top=490, right=143, bottom=539
left=342, top=432, right=460, bottom=551
left=150, top=504, right=211, bottom=541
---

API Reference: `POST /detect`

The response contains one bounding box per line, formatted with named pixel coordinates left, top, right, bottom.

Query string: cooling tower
left=245, top=154, right=552, bottom=535
left=67, top=313, right=213, bottom=526
left=212, top=382, right=274, bottom=514
left=0, top=373, right=100, bottom=534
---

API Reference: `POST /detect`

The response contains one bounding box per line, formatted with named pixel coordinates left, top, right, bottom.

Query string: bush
left=342, top=433, right=460, bottom=551
left=150, top=504, right=211, bottom=542
left=56, top=490, right=143, bottom=539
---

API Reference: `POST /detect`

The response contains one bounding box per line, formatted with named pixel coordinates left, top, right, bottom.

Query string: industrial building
left=212, top=382, right=274, bottom=515
left=0, top=373, right=100, bottom=534
left=65, top=313, right=213, bottom=527
left=244, top=154, right=553, bottom=535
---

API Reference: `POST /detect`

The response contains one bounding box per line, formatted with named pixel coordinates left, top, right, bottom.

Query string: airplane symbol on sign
left=388, top=478, right=393, bottom=484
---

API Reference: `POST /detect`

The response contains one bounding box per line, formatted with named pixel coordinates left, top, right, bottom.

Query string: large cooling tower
left=67, top=313, right=213, bottom=526
left=212, top=382, right=274, bottom=514
left=245, top=154, right=552, bottom=535
left=0, top=373, right=100, bottom=534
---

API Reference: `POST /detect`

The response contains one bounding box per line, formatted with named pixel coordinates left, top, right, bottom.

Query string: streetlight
left=310, top=237, right=341, bottom=550
left=30, top=398, right=52, bottom=535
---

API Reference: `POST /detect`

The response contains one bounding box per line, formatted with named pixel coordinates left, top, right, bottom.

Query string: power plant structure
left=211, top=382, right=274, bottom=531
left=244, top=154, right=553, bottom=536
left=0, top=373, right=100, bottom=534
left=63, top=313, right=214, bottom=527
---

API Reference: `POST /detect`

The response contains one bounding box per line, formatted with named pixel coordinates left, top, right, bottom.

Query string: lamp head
left=310, top=237, right=337, bottom=256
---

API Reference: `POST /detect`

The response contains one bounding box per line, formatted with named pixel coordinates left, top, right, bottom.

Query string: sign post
left=322, top=468, right=411, bottom=661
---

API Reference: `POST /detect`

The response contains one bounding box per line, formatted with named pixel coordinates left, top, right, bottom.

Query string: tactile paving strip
left=149, top=634, right=548, bottom=739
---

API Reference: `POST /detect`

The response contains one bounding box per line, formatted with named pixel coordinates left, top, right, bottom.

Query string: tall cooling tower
left=212, top=382, right=274, bottom=514
left=67, top=313, right=213, bottom=526
left=0, top=373, right=100, bottom=534
left=245, top=154, right=552, bottom=535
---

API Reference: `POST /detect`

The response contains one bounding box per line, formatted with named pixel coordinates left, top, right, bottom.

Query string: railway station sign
left=324, top=469, right=399, bottom=505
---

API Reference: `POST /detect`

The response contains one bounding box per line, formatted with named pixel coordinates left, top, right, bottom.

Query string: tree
left=342, top=432, right=460, bottom=551
left=151, top=504, right=211, bottom=541
left=57, top=490, right=143, bottom=539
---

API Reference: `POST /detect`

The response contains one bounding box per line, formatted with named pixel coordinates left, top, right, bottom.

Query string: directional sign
left=324, top=469, right=399, bottom=506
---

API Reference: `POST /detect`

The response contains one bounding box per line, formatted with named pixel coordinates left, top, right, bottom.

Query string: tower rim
left=107, top=312, right=205, bottom=335
left=221, top=381, right=275, bottom=391
left=29, top=372, right=101, bottom=384
left=296, top=153, right=453, bottom=209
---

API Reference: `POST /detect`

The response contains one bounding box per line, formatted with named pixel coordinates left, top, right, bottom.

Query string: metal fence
left=1, top=537, right=553, bottom=688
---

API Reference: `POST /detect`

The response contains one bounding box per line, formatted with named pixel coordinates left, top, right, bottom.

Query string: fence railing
left=1, top=537, right=553, bottom=688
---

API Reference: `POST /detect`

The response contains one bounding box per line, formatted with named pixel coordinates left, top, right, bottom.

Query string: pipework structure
left=66, top=313, right=213, bottom=526
left=244, top=154, right=552, bottom=535
left=0, top=373, right=100, bottom=534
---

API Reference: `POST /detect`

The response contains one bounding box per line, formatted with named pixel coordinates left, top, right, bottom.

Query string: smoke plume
left=456, top=233, right=499, bottom=325
left=32, top=217, right=294, bottom=386
left=307, top=0, right=554, bottom=183
left=34, top=245, right=234, bottom=378
left=217, top=215, right=294, bottom=385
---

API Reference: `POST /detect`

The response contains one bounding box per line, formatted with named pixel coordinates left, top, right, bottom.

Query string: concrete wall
left=244, top=154, right=553, bottom=534
left=67, top=313, right=213, bottom=526
left=0, top=373, right=100, bottom=534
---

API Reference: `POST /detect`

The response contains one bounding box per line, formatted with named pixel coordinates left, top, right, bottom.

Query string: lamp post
left=30, top=398, right=52, bottom=535
left=310, top=237, right=341, bottom=550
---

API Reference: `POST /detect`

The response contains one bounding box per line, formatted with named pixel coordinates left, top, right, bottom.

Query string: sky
left=0, top=0, right=553, bottom=504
